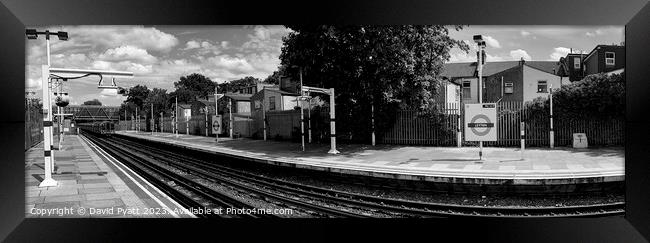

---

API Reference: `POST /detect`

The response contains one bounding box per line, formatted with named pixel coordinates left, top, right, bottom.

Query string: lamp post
left=473, top=35, right=487, bottom=160
left=26, top=29, right=69, bottom=188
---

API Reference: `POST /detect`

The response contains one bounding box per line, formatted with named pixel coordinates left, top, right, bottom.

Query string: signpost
left=464, top=103, right=497, bottom=160
left=212, top=115, right=222, bottom=135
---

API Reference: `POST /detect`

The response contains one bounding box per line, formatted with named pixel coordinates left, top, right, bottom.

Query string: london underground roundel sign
left=465, top=103, right=497, bottom=141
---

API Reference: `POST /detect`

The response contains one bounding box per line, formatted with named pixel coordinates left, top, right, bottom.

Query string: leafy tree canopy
left=82, top=99, right=102, bottom=106
left=218, top=76, right=260, bottom=93
left=124, top=85, right=150, bottom=108
left=174, top=73, right=217, bottom=100
left=280, top=25, right=469, bottom=111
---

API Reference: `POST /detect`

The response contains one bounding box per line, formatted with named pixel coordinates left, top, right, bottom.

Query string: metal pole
left=229, top=100, right=233, bottom=139
left=175, top=97, right=178, bottom=137
left=262, top=102, right=267, bottom=141
left=371, top=101, right=375, bottom=146
left=186, top=116, right=189, bottom=135
left=308, top=95, right=312, bottom=144
left=160, top=112, right=164, bottom=133
left=46, top=36, right=54, bottom=153
left=205, top=111, right=208, bottom=136
left=39, top=65, right=57, bottom=187
left=57, top=82, right=63, bottom=147
left=521, top=121, right=525, bottom=160
left=151, top=103, right=154, bottom=135
left=299, top=68, right=305, bottom=151
left=549, top=84, right=554, bottom=148
left=328, top=88, right=339, bottom=154
left=214, top=87, right=219, bottom=143
left=136, top=106, right=138, bottom=133
left=478, top=44, right=484, bottom=160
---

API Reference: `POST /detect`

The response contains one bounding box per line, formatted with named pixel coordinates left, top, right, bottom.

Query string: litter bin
left=573, top=133, right=588, bottom=148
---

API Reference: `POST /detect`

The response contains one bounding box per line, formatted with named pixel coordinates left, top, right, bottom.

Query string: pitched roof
left=178, top=104, right=192, bottom=109
left=443, top=60, right=560, bottom=78
left=524, top=61, right=562, bottom=75
left=481, top=61, right=520, bottom=76
left=441, top=62, right=476, bottom=78
left=224, top=93, right=252, bottom=101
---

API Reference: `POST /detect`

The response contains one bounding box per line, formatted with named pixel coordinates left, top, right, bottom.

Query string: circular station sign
left=469, top=114, right=493, bottom=136
left=211, top=115, right=222, bottom=134
left=464, top=103, right=497, bottom=141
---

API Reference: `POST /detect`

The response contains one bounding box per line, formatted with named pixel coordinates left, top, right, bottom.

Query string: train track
left=81, top=131, right=272, bottom=218
left=84, top=131, right=366, bottom=218
left=106, top=133, right=625, bottom=218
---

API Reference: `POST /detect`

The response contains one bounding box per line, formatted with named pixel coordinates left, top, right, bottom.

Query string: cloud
left=549, top=47, right=571, bottom=60
left=183, top=40, right=201, bottom=50
left=447, top=48, right=505, bottom=63
left=520, top=31, right=531, bottom=37
left=100, top=89, right=119, bottom=97
left=483, top=35, right=501, bottom=48
left=98, top=45, right=158, bottom=64
left=41, top=26, right=179, bottom=54
left=510, top=49, right=531, bottom=61
left=586, top=32, right=596, bottom=37
left=208, top=55, right=255, bottom=74
left=26, top=78, right=42, bottom=90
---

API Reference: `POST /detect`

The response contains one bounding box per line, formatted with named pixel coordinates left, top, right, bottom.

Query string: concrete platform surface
left=26, top=135, right=192, bottom=218
left=116, top=131, right=624, bottom=185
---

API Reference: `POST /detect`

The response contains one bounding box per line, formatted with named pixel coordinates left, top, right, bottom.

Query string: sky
left=25, top=25, right=623, bottom=106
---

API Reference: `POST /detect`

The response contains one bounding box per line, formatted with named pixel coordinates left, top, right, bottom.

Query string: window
left=504, top=82, right=513, bottom=94
left=573, top=57, right=581, bottom=69
left=605, top=52, right=615, bottom=65
left=462, top=81, right=471, bottom=99
left=269, top=96, right=275, bottom=110
left=537, top=80, right=548, bottom=93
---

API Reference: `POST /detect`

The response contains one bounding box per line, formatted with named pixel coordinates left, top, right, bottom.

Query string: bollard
left=520, top=121, right=525, bottom=160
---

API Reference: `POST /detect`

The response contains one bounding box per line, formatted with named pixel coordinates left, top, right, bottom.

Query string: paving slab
left=116, top=130, right=624, bottom=185
left=25, top=135, right=190, bottom=218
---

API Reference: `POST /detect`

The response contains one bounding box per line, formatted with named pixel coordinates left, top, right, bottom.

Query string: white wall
left=281, top=95, right=309, bottom=110
left=523, top=65, right=563, bottom=102
left=460, top=78, right=479, bottom=104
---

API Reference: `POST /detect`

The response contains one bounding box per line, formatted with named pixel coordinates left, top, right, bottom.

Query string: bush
left=524, top=72, right=624, bottom=120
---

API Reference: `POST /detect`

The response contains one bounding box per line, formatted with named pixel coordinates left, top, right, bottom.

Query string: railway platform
left=115, top=131, right=624, bottom=186
left=25, top=135, right=194, bottom=218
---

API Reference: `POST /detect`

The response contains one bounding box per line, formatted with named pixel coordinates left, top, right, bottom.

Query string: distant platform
left=115, top=131, right=624, bottom=186
left=25, top=135, right=193, bottom=218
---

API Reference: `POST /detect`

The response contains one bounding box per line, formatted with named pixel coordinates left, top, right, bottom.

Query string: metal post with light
left=549, top=84, right=554, bottom=148
left=300, top=86, right=339, bottom=154
left=299, top=68, right=305, bottom=152
left=151, top=103, right=154, bottom=135
left=175, top=96, right=178, bottom=137
left=473, top=35, right=487, bottom=160
left=28, top=28, right=134, bottom=187
left=214, top=86, right=224, bottom=143
left=228, top=99, right=233, bottom=139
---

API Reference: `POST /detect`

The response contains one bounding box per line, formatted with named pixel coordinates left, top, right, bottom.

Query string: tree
left=174, top=73, right=217, bottom=100
left=279, top=25, right=469, bottom=142
left=262, top=67, right=287, bottom=85
left=218, top=76, right=260, bottom=93
left=144, top=88, right=170, bottom=116
left=124, top=85, right=150, bottom=109
left=82, top=99, right=102, bottom=106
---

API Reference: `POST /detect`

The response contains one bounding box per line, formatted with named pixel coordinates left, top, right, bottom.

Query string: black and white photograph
left=24, top=25, right=625, bottom=218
